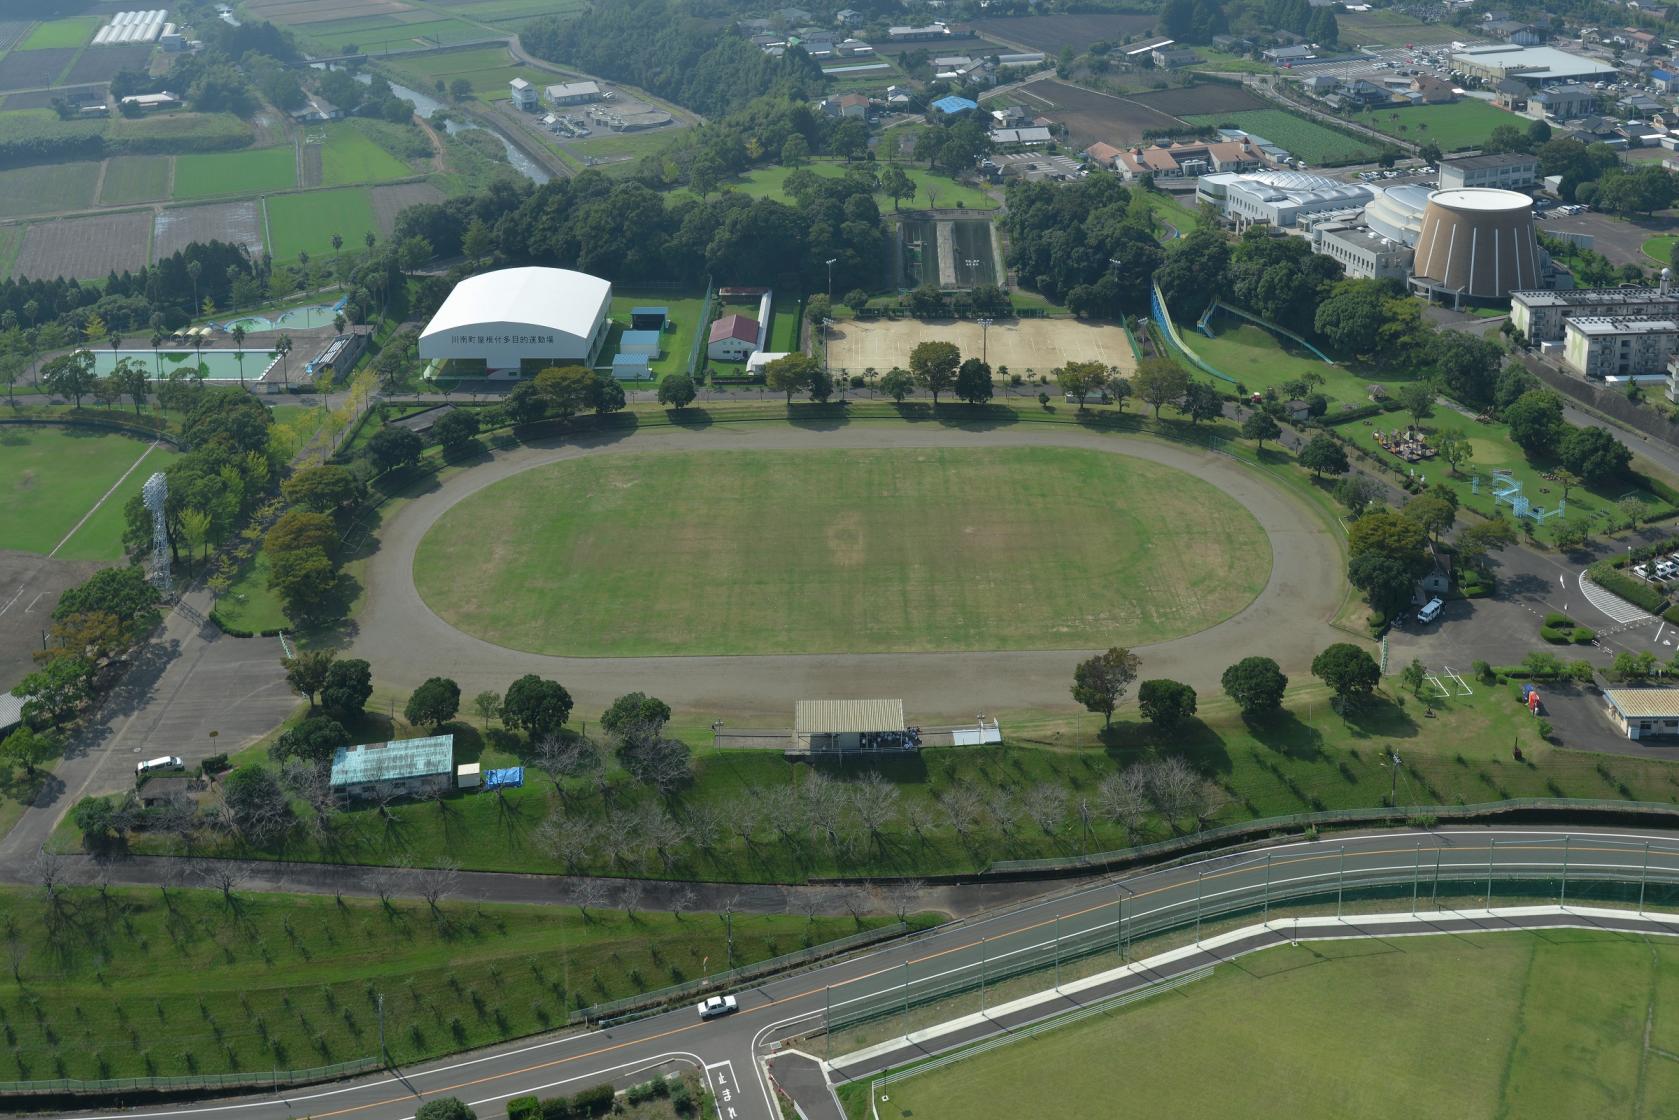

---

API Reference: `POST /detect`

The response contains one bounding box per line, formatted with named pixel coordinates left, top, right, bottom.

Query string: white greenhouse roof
left=420, top=267, right=611, bottom=345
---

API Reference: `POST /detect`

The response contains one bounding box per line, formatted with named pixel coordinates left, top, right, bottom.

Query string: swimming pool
left=220, top=301, right=345, bottom=334
left=83, top=348, right=284, bottom=382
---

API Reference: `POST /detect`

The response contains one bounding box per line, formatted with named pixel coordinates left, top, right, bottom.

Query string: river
left=333, top=69, right=550, bottom=183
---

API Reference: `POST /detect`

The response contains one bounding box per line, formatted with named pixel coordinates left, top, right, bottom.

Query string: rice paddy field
left=266, top=187, right=379, bottom=259
left=99, top=154, right=172, bottom=205
left=1183, top=109, right=1379, bottom=165
left=172, top=147, right=297, bottom=201
left=15, top=16, right=99, bottom=50
left=318, top=121, right=415, bottom=185
left=0, top=163, right=97, bottom=217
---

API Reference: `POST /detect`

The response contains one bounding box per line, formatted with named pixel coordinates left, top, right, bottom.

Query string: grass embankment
left=411, top=445, right=1271, bottom=656
left=0, top=884, right=887, bottom=1082
left=88, top=681, right=1679, bottom=883
left=854, top=930, right=1679, bottom=1120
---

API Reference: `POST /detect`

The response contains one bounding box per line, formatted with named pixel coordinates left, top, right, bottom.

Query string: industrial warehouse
left=417, top=266, right=613, bottom=378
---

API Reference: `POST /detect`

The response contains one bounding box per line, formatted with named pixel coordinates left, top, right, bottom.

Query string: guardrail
left=826, top=831, right=1679, bottom=1046
left=985, top=797, right=1679, bottom=875
left=582, top=921, right=908, bottom=1027
left=0, top=1056, right=380, bottom=1098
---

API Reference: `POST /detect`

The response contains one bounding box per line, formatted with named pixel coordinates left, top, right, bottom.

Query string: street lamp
left=825, top=257, right=838, bottom=302
left=977, top=316, right=993, bottom=368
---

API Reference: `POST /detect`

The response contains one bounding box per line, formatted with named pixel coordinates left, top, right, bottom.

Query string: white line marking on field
left=48, top=439, right=160, bottom=558
left=24, top=592, right=45, bottom=613
left=0, top=585, right=23, bottom=617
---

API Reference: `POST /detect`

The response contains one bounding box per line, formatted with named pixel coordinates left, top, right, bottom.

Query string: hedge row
left=1587, top=563, right=1668, bottom=614
left=507, top=1082, right=616, bottom=1120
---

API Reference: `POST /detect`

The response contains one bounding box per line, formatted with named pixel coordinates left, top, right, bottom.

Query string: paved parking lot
left=1539, top=209, right=1677, bottom=268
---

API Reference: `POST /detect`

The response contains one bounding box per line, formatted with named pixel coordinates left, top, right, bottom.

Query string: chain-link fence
left=0, top=1056, right=379, bottom=1098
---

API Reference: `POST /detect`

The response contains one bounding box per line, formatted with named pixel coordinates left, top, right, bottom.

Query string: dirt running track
left=354, top=423, right=1346, bottom=721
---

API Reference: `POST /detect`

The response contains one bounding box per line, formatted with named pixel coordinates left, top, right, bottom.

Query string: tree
left=1181, top=380, right=1222, bottom=425
left=1138, top=679, right=1197, bottom=733
left=657, top=373, right=697, bottom=410
left=1435, top=430, right=1470, bottom=476
left=266, top=509, right=338, bottom=563
left=365, top=427, right=423, bottom=475
left=781, top=133, right=809, bottom=166
left=600, top=692, right=672, bottom=748
left=1400, top=657, right=1427, bottom=696
left=1503, top=389, right=1565, bottom=455
left=1349, top=551, right=1421, bottom=619
left=1221, top=656, right=1288, bottom=716
left=880, top=165, right=915, bottom=210
left=320, top=658, right=372, bottom=718
left=1396, top=382, right=1434, bottom=423
left=462, top=218, right=494, bottom=264
left=1349, top=508, right=1429, bottom=570
left=405, top=677, right=461, bottom=729
left=16, top=657, right=93, bottom=724
left=432, top=409, right=481, bottom=454
left=617, top=736, right=694, bottom=795
left=283, top=650, right=337, bottom=708
left=502, top=674, right=573, bottom=740
left=1403, top=492, right=1456, bottom=542
left=1056, top=360, right=1107, bottom=411
left=472, top=690, right=501, bottom=726
left=909, top=340, right=961, bottom=405
left=221, top=765, right=293, bottom=845
left=1132, top=358, right=1189, bottom=419
left=41, top=351, right=96, bottom=408
left=415, top=1098, right=475, bottom=1120
left=880, top=366, right=915, bottom=403
left=1311, top=642, right=1382, bottom=706
left=1071, top=646, right=1140, bottom=728
left=1298, top=433, right=1349, bottom=479
left=1241, top=409, right=1280, bottom=451
left=270, top=715, right=347, bottom=766
left=1559, top=425, right=1631, bottom=483
left=282, top=464, right=363, bottom=514
left=955, top=357, right=992, bottom=405
left=765, top=353, right=817, bottom=403
left=1455, top=516, right=1517, bottom=573
left=533, top=365, right=597, bottom=420
left=1, top=725, right=54, bottom=779
left=1552, top=467, right=1582, bottom=501
left=844, top=288, right=871, bottom=314
left=270, top=546, right=337, bottom=624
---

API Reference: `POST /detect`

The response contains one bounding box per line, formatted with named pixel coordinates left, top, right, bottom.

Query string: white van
left=1416, top=598, right=1444, bottom=624
left=136, top=755, right=185, bottom=776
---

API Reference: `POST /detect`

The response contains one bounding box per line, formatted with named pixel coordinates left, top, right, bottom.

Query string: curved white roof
left=420, top=267, right=612, bottom=344
left=1247, top=170, right=1344, bottom=192
left=1427, top=187, right=1532, bottom=213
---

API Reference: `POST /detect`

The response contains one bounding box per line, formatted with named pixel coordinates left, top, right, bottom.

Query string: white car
left=697, top=995, right=738, bottom=1020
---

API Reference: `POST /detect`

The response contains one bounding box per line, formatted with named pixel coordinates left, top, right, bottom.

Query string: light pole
left=977, top=317, right=993, bottom=368
left=825, top=257, right=837, bottom=303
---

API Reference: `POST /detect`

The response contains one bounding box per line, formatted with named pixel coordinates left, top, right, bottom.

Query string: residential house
left=992, top=105, right=1027, bottom=127
left=707, top=314, right=762, bottom=361
left=836, top=7, right=863, bottom=25
left=1303, top=73, right=1340, bottom=95
left=929, top=94, right=978, bottom=115
left=1153, top=45, right=1201, bottom=68
left=1410, top=74, right=1458, bottom=102
left=1113, top=138, right=1269, bottom=179
left=824, top=92, right=870, bottom=118
left=1534, top=83, right=1599, bottom=118
left=1651, top=66, right=1679, bottom=91
left=1494, top=77, right=1531, bottom=109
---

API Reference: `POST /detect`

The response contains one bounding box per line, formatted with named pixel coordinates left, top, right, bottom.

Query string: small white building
left=1604, top=689, right=1679, bottom=738
left=1311, top=223, right=1415, bottom=281
left=510, top=78, right=537, bottom=111
left=748, top=350, right=793, bottom=376
left=708, top=314, right=762, bottom=361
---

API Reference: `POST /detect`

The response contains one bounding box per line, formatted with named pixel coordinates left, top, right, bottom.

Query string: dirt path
left=415, top=114, right=447, bottom=173
left=349, top=423, right=1346, bottom=721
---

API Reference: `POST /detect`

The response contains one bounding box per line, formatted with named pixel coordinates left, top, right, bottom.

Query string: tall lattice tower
left=142, top=470, right=171, bottom=594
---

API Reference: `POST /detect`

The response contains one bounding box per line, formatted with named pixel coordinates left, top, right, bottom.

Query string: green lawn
left=862, top=931, right=1673, bottom=1120
left=1184, top=109, right=1378, bottom=165
left=1354, top=99, right=1520, bottom=152
left=674, top=162, right=1000, bottom=212
left=767, top=292, right=801, bottom=351
left=16, top=15, right=99, bottom=49
left=266, top=187, right=379, bottom=260
left=0, top=883, right=888, bottom=1082
left=1645, top=235, right=1677, bottom=264
left=384, top=44, right=556, bottom=98
left=604, top=290, right=706, bottom=377
left=0, top=163, right=97, bottom=217
left=173, top=146, right=296, bottom=201
left=0, top=425, right=174, bottom=558
left=412, top=446, right=1271, bottom=656
left=211, top=547, right=288, bottom=634
left=1180, top=315, right=1422, bottom=412
left=99, top=155, right=171, bottom=205
left=319, top=120, right=415, bottom=186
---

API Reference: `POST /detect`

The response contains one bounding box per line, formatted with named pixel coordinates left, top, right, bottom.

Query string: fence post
left=825, top=986, right=832, bottom=1058
left=1641, top=841, right=1651, bottom=914
left=1116, top=896, right=1124, bottom=962
left=1560, top=834, right=1570, bottom=906
left=1486, top=838, right=1496, bottom=910
left=1336, top=846, right=1345, bottom=918
left=1195, top=869, right=1203, bottom=944
left=979, top=937, right=987, bottom=1012
left=1053, top=915, right=1061, bottom=990
left=1411, top=844, right=1421, bottom=915
left=901, top=961, right=910, bottom=1038
left=1263, top=852, right=1272, bottom=922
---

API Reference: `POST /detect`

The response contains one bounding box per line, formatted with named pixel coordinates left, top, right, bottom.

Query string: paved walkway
left=349, top=422, right=1346, bottom=720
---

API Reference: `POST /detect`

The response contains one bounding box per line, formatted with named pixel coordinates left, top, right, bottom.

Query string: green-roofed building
left=329, top=734, right=455, bottom=801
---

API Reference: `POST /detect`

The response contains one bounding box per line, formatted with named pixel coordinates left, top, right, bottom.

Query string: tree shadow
left=664, top=406, right=714, bottom=430
left=1245, top=709, right=1326, bottom=761
left=1342, top=695, right=1421, bottom=741
left=441, top=721, right=484, bottom=763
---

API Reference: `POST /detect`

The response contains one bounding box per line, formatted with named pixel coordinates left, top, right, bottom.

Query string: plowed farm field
left=1011, top=79, right=1184, bottom=149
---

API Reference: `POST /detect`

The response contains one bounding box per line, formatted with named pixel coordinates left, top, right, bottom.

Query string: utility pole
left=1389, top=749, right=1401, bottom=807
left=377, top=993, right=386, bottom=1067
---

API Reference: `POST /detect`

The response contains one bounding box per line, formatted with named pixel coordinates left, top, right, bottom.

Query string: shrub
left=571, top=1084, right=615, bottom=1116
left=1473, top=660, right=1495, bottom=684
left=1570, top=626, right=1595, bottom=643
left=508, top=1098, right=540, bottom=1120
left=1587, top=562, right=1668, bottom=614
left=1542, top=612, right=1572, bottom=627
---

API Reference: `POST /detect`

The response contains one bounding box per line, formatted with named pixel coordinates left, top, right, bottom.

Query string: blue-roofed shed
left=630, top=306, right=668, bottom=330
left=329, top=735, right=455, bottom=800
left=930, top=95, right=978, bottom=115
left=612, top=352, right=653, bottom=380
left=618, top=329, right=663, bottom=357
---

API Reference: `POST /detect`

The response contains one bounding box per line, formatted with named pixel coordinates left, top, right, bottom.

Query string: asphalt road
left=23, top=825, right=1679, bottom=1120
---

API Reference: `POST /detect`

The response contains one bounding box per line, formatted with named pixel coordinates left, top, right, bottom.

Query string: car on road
left=697, top=995, right=738, bottom=1020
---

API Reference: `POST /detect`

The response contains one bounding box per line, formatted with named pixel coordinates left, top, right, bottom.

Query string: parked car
left=1417, top=598, right=1444, bottom=624
left=697, top=995, right=738, bottom=1020
left=137, top=755, right=185, bottom=776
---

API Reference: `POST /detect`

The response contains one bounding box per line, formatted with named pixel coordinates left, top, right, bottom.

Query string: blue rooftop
left=329, top=735, right=453, bottom=787
left=1654, top=68, right=1676, bottom=81
left=620, top=329, right=662, bottom=348
left=931, top=95, right=978, bottom=114
left=630, top=305, right=668, bottom=316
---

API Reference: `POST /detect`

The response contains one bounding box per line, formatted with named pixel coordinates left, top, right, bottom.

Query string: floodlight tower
left=142, top=470, right=170, bottom=593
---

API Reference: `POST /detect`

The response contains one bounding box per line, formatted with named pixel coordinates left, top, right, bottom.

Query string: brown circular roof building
left=1410, top=188, right=1540, bottom=306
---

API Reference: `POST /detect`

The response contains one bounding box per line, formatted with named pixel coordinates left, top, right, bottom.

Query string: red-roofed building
left=1113, top=138, right=1270, bottom=180
left=1083, top=141, right=1124, bottom=169
left=707, top=313, right=763, bottom=361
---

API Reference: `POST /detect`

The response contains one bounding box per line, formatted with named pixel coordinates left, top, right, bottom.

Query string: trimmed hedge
left=1587, top=563, right=1668, bottom=614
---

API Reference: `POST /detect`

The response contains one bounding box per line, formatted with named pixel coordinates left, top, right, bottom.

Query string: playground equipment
left=1375, top=426, right=1436, bottom=463
left=1475, top=469, right=1566, bottom=522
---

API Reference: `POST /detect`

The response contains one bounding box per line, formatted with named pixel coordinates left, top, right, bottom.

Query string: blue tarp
left=483, top=767, right=524, bottom=790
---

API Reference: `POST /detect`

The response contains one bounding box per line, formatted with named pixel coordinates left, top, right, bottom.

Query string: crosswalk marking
left=1578, top=572, right=1653, bottom=627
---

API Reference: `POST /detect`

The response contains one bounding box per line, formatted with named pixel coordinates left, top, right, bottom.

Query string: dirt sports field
left=371, top=182, right=444, bottom=233
left=968, top=13, right=1158, bottom=53
left=828, top=318, right=1138, bottom=377
left=16, top=211, right=152, bottom=280
left=153, top=202, right=265, bottom=259
left=0, top=551, right=104, bottom=692
left=1012, top=79, right=1183, bottom=149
